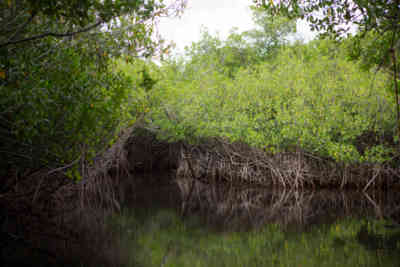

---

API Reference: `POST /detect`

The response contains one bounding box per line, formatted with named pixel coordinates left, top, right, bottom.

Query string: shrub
left=148, top=40, right=396, bottom=163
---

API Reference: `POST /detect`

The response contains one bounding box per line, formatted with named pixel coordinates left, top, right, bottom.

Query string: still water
left=109, top=174, right=400, bottom=267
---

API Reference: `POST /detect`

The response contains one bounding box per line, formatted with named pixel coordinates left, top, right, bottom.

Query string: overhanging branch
left=0, top=20, right=104, bottom=48
left=6, top=11, right=37, bottom=45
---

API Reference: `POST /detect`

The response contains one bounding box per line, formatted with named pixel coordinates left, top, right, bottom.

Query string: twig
left=25, top=157, right=81, bottom=182
left=5, top=11, right=37, bottom=44
left=363, top=166, right=380, bottom=191
left=363, top=191, right=383, bottom=219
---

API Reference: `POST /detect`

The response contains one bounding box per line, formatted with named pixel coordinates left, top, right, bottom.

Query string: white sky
left=158, top=0, right=316, bottom=55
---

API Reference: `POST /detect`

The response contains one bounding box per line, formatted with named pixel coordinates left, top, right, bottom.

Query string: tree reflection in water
left=176, top=178, right=400, bottom=232
left=116, top=175, right=400, bottom=267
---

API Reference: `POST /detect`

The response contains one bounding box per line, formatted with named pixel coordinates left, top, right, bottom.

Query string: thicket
left=0, top=0, right=185, bottom=178
left=1, top=1, right=400, bottom=264
left=0, top=1, right=184, bottom=265
left=141, top=39, right=396, bottom=164
left=256, top=0, right=400, bottom=144
left=107, top=7, right=400, bottom=191
left=113, top=6, right=398, bottom=169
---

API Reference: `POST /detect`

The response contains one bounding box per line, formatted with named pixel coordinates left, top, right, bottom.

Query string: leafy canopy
left=1, top=0, right=186, bottom=50
left=0, top=0, right=185, bottom=176
left=253, top=0, right=400, bottom=38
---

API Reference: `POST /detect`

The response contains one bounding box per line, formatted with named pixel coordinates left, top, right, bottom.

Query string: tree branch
left=6, top=11, right=37, bottom=45
left=0, top=20, right=104, bottom=48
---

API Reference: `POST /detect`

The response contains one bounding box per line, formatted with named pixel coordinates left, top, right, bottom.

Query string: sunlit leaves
left=151, top=39, right=395, bottom=163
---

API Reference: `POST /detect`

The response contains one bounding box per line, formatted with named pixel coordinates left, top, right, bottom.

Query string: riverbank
left=127, top=125, right=400, bottom=190
left=1, top=123, right=399, bottom=266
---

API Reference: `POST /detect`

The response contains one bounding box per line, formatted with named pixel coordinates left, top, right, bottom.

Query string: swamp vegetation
left=1, top=0, right=400, bottom=266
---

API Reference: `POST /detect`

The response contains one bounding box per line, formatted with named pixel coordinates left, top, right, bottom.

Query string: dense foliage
left=1, top=0, right=398, bottom=175
left=254, top=0, right=400, bottom=141
left=144, top=38, right=395, bottom=163
left=254, top=0, right=400, bottom=39
left=0, top=0, right=184, bottom=178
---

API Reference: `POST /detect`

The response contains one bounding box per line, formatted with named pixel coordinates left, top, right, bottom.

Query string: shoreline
left=127, top=125, right=400, bottom=190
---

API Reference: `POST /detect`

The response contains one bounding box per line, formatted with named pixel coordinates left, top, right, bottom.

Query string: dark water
left=110, top=174, right=400, bottom=267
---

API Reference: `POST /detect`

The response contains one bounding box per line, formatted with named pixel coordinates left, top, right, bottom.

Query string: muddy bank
left=125, top=125, right=400, bottom=189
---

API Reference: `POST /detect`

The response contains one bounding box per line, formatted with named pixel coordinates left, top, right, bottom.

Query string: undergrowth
left=143, top=40, right=397, bottom=164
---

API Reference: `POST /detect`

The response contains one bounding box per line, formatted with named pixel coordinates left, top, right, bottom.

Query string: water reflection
left=176, top=178, right=400, bottom=232
left=114, top=175, right=400, bottom=267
